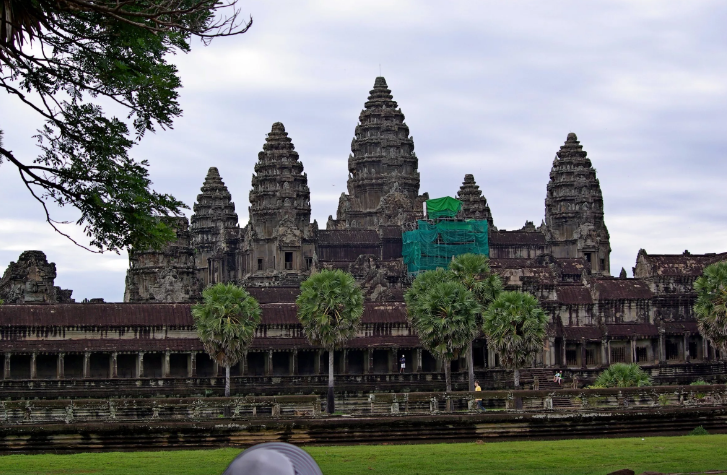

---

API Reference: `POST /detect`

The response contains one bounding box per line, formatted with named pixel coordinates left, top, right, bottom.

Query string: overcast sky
left=2, top=1, right=727, bottom=302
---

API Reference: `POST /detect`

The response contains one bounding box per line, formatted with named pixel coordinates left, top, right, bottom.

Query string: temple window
left=284, top=252, right=294, bottom=270
left=257, top=258, right=264, bottom=271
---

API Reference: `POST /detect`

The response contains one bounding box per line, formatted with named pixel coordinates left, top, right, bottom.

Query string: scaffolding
left=402, top=198, right=489, bottom=275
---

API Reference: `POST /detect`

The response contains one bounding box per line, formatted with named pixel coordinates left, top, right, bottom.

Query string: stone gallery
left=0, top=77, right=725, bottom=394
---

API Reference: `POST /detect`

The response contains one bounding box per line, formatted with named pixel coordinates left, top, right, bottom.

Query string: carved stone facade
left=456, top=174, right=494, bottom=228
left=124, top=217, right=202, bottom=303
left=543, top=133, right=611, bottom=274
left=190, top=166, right=240, bottom=286
left=329, top=77, right=425, bottom=230
left=0, top=251, right=73, bottom=304
left=3, top=76, right=725, bottom=395
left=241, top=122, right=316, bottom=285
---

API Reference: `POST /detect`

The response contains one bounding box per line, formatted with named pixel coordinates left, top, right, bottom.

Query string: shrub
left=690, top=380, right=709, bottom=386
left=658, top=394, right=670, bottom=406
left=594, top=363, right=652, bottom=388
left=688, top=426, right=709, bottom=436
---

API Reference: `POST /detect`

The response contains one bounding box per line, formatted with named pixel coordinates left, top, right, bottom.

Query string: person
left=555, top=371, right=562, bottom=385
left=553, top=371, right=559, bottom=384
left=475, top=380, right=485, bottom=412
left=399, top=354, right=406, bottom=373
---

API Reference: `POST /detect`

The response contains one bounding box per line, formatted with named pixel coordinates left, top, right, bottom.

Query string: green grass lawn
left=1, top=434, right=726, bottom=475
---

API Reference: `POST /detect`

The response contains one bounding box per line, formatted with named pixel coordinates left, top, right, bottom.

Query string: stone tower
left=544, top=133, right=610, bottom=275
left=190, top=167, right=240, bottom=286
left=0, top=251, right=74, bottom=304
left=331, top=77, right=423, bottom=229
left=124, top=217, right=202, bottom=303
left=243, top=122, right=315, bottom=283
left=456, top=174, right=495, bottom=228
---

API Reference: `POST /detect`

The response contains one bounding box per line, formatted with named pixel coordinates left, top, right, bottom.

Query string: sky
left=2, top=1, right=727, bottom=302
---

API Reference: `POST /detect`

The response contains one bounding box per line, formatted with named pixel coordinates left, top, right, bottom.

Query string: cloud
left=2, top=0, right=727, bottom=294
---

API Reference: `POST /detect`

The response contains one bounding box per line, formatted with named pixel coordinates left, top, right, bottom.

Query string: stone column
left=240, top=351, right=247, bottom=376
left=265, top=351, right=272, bottom=376
left=110, top=352, right=118, bottom=378
left=189, top=352, right=196, bottom=378
left=291, top=350, right=298, bottom=376
left=2, top=354, right=9, bottom=380
left=415, top=349, right=423, bottom=373
left=363, top=349, right=371, bottom=374
left=658, top=329, right=666, bottom=365
left=342, top=350, right=348, bottom=375
left=390, top=349, right=398, bottom=373
left=487, top=346, right=496, bottom=368
left=561, top=338, right=567, bottom=368
left=83, top=352, right=91, bottom=378
left=601, top=339, right=608, bottom=367
left=683, top=332, right=690, bottom=363
left=580, top=338, right=587, bottom=369
left=30, top=353, right=37, bottom=380
left=212, top=360, right=219, bottom=377
left=314, top=350, right=322, bottom=375
left=702, top=337, right=709, bottom=362
left=57, top=353, right=65, bottom=380
left=163, top=351, right=171, bottom=378
left=630, top=338, right=636, bottom=364
left=606, top=339, right=612, bottom=366
left=137, top=352, right=144, bottom=378
left=545, top=338, right=555, bottom=368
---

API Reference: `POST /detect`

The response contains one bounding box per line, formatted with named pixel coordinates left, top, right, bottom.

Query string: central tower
left=330, top=77, right=422, bottom=229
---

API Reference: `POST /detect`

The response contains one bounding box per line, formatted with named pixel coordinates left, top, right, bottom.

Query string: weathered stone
left=124, top=217, right=202, bottom=303
left=190, top=166, right=240, bottom=286
left=0, top=251, right=73, bottom=304
left=544, top=133, right=611, bottom=275
left=456, top=174, right=494, bottom=228
left=333, top=77, right=424, bottom=229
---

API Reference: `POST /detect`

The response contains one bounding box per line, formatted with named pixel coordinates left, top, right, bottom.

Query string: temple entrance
left=143, top=353, right=162, bottom=378
left=272, top=352, right=291, bottom=376
left=247, top=352, right=265, bottom=376
left=298, top=351, right=317, bottom=375
left=372, top=350, right=389, bottom=374
left=169, top=354, right=188, bottom=377
left=36, top=354, right=57, bottom=379
left=65, top=354, right=84, bottom=378
left=347, top=350, right=364, bottom=374
left=421, top=350, right=438, bottom=372
left=473, top=341, right=486, bottom=369
left=197, top=353, right=217, bottom=377
left=11, top=355, right=31, bottom=379
left=117, top=354, right=137, bottom=378
left=90, top=354, right=110, bottom=378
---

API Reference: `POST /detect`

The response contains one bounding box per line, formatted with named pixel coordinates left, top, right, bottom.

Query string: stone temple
left=0, top=77, right=725, bottom=393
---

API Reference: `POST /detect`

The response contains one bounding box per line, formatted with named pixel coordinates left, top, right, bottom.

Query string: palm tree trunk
left=225, top=365, right=231, bottom=397
left=467, top=340, right=475, bottom=392
left=444, top=358, right=452, bottom=392
left=327, top=349, right=335, bottom=414
left=514, top=368, right=520, bottom=388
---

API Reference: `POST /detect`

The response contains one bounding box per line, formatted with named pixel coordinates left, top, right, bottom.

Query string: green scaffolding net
left=402, top=219, right=489, bottom=275
left=425, top=196, right=462, bottom=220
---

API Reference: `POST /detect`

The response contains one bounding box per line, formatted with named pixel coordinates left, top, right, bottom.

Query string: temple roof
left=0, top=302, right=409, bottom=327
left=489, top=231, right=546, bottom=246
left=317, top=230, right=380, bottom=245
left=556, top=285, right=593, bottom=305
left=637, top=251, right=727, bottom=277
left=593, top=279, right=653, bottom=300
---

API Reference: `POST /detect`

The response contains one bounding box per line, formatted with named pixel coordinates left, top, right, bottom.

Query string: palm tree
left=192, top=283, right=261, bottom=397
left=449, top=253, right=503, bottom=391
left=694, top=261, right=727, bottom=355
left=405, top=269, right=481, bottom=393
left=593, top=363, right=651, bottom=388
left=482, top=291, right=547, bottom=388
left=296, top=269, right=364, bottom=414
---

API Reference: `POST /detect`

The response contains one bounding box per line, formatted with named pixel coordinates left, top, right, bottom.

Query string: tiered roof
left=190, top=167, right=239, bottom=250
left=544, top=133, right=607, bottom=235
left=456, top=174, right=494, bottom=227
left=249, top=122, right=311, bottom=238
left=337, top=77, right=420, bottom=228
